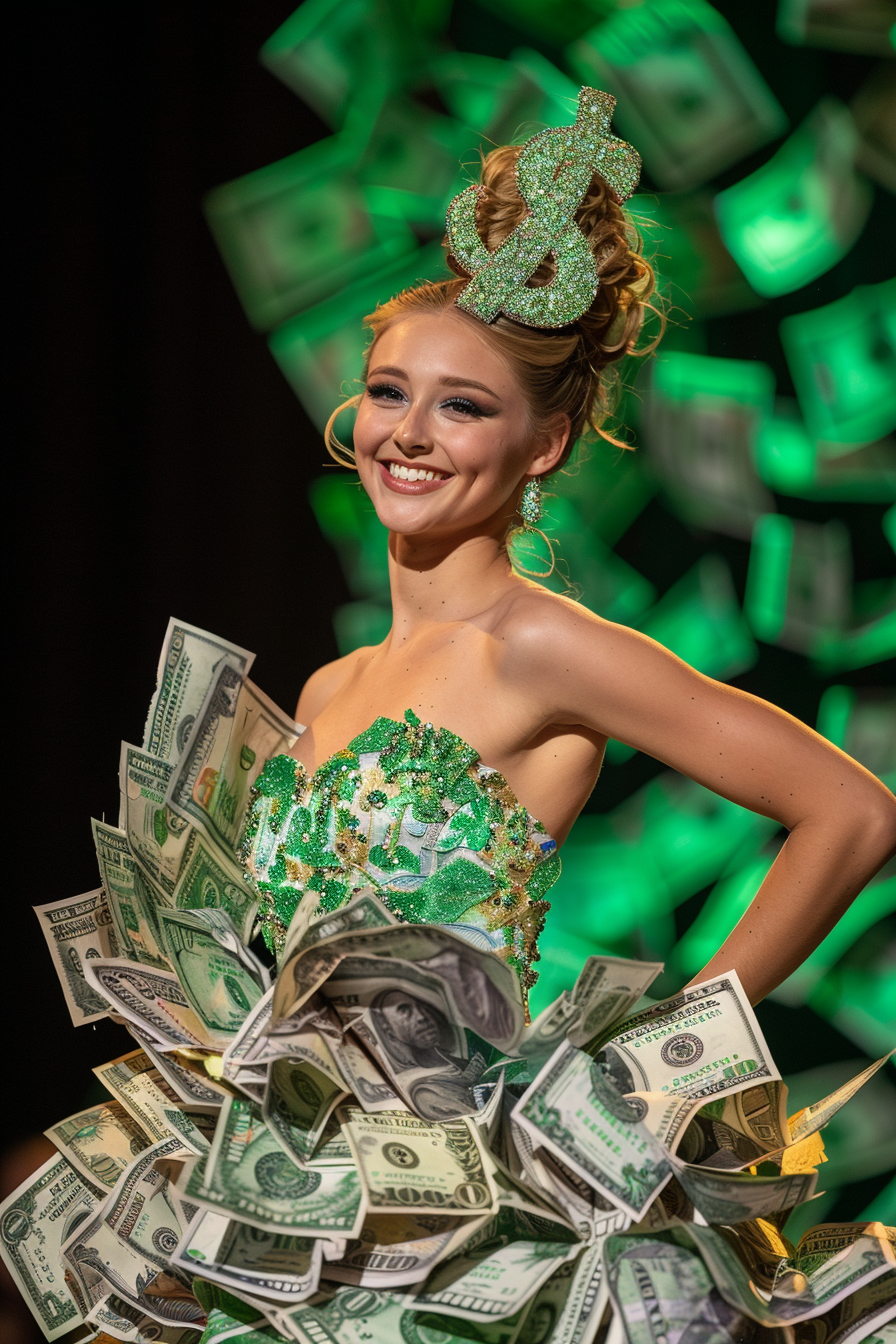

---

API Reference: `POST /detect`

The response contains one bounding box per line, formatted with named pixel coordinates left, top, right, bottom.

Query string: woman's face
left=352, top=310, right=566, bottom=539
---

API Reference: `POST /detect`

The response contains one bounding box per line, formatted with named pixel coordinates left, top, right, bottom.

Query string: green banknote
left=166, top=660, right=299, bottom=856
left=596, top=972, right=779, bottom=1101
left=184, top=1095, right=365, bottom=1236
left=93, top=1048, right=210, bottom=1156
left=323, top=1212, right=478, bottom=1289
left=0, top=1153, right=99, bottom=1341
left=158, top=906, right=268, bottom=1042
left=170, top=831, right=258, bottom=945
left=144, top=618, right=254, bottom=763
left=341, top=1107, right=496, bottom=1216
left=44, top=1100, right=150, bottom=1190
left=84, top=958, right=215, bottom=1050
left=277, top=1284, right=525, bottom=1344
left=263, top=1055, right=348, bottom=1166
left=172, top=1208, right=322, bottom=1303
left=407, top=1208, right=579, bottom=1323
left=605, top=1234, right=746, bottom=1344
left=33, top=888, right=120, bottom=1025
left=92, top=818, right=170, bottom=968
left=513, top=1043, right=671, bottom=1219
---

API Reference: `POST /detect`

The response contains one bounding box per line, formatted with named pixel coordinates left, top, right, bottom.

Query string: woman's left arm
left=537, top=605, right=896, bottom=1005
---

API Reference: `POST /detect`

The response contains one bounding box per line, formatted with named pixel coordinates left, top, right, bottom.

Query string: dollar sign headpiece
left=446, top=88, right=641, bottom=330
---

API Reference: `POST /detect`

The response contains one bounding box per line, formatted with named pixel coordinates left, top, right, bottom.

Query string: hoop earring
left=519, top=476, right=543, bottom=527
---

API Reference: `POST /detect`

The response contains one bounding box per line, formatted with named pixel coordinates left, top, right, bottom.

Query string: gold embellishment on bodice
left=239, top=709, right=559, bottom=1001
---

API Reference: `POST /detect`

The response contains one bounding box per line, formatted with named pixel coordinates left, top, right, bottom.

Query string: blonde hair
left=325, top=142, right=663, bottom=470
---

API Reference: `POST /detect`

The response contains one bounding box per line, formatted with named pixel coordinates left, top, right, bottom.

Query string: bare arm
left=524, top=602, right=896, bottom=1004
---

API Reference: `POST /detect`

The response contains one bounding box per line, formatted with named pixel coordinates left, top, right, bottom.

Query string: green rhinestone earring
left=520, top=477, right=543, bottom=527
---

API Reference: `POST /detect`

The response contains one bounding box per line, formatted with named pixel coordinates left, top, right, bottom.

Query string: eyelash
left=366, top=383, right=491, bottom=419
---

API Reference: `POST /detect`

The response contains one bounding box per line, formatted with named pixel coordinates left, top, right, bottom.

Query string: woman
left=248, top=111, right=895, bottom=1012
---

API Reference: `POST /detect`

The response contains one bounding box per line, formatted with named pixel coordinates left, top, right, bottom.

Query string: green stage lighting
left=637, top=554, right=757, bottom=679
left=753, top=401, right=896, bottom=502
left=634, top=191, right=757, bottom=318
left=745, top=514, right=851, bottom=653
left=569, top=0, right=787, bottom=191
left=430, top=49, right=580, bottom=146
left=780, top=280, right=896, bottom=453
left=714, top=100, right=873, bottom=298
left=816, top=685, right=896, bottom=789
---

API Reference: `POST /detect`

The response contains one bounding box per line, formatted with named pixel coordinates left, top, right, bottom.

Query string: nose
left=392, top=402, right=434, bottom=458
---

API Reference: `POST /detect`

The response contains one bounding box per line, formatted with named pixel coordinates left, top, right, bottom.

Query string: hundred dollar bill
left=596, top=972, right=779, bottom=1101
left=279, top=889, right=398, bottom=965
left=676, top=1079, right=790, bottom=1168
left=688, top=1220, right=896, bottom=1327
left=511, top=1120, right=631, bottom=1242
left=158, top=907, right=268, bottom=1043
left=171, top=1208, right=322, bottom=1303
left=183, top=1095, right=364, bottom=1236
left=513, top=1042, right=672, bottom=1219
left=45, top=1101, right=150, bottom=1191
left=126, top=1024, right=229, bottom=1112
left=85, top=1292, right=198, bottom=1342
left=569, top=956, right=664, bottom=1050
left=99, top=1139, right=188, bottom=1269
left=0, top=1152, right=100, bottom=1341
left=84, top=958, right=216, bottom=1050
left=33, top=888, right=120, bottom=1025
left=605, top=1233, right=746, bottom=1344
left=91, top=819, right=169, bottom=969
left=323, top=1212, right=481, bottom=1288
left=340, top=1106, right=497, bottom=1216
left=120, top=743, right=202, bottom=897
left=673, top=1157, right=817, bottom=1224
left=531, top=1243, right=609, bottom=1344
left=93, top=1049, right=210, bottom=1156
left=144, top=618, right=254, bottom=762
left=275, top=1284, right=525, bottom=1344
left=264, top=1055, right=348, bottom=1167
left=788, top=1051, right=895, bottom=1146
left=407, top=1207, right=580, bottom=1322
left=169, top=830, right=258, bottom=945
left=166, top=660, right=299, bottom=855
left=275, top=921, right=524, bottom=1052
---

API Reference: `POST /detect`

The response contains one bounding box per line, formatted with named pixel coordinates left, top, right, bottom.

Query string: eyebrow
left=367, top=365, right=503, bottom=402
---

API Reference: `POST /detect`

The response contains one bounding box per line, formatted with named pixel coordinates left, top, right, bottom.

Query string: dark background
left=4, top=3, right=894, bottom=1339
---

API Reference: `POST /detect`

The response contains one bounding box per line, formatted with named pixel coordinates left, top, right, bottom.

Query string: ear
left=527, top=412, right=571, bottom=478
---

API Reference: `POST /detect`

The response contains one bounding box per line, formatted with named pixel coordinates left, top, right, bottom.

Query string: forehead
left=369, top=310, right=519, bottom=393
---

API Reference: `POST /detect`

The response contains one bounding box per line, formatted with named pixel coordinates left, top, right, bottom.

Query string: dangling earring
left=520, top=477, right=543, bottom=527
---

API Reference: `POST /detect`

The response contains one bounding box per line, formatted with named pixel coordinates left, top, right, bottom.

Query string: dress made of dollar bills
left=6, top=624, right=894, bottom=1344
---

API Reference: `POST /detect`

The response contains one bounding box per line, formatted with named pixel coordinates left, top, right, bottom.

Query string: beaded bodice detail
left=239, top=709, right=559, bottom=998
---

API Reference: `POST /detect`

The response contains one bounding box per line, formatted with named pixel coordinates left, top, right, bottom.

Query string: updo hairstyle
left=325, top=141, right=662, bottom=470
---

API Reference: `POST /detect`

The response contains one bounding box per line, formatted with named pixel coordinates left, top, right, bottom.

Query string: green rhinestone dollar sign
left=446, top=88, right=641, bottom=329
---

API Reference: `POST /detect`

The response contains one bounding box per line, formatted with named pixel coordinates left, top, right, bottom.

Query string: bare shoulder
left=295, top=647, right=371, bottom=724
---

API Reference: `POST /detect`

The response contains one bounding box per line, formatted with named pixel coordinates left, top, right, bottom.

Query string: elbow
left=841, top=788, right=896, bottom=864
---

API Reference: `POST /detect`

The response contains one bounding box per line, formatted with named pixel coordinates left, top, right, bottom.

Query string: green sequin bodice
left=239, top=709, right=559, bottom=997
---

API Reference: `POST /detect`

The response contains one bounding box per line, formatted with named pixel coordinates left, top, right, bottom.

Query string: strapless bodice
left=239, top=708, right=559, bottom=999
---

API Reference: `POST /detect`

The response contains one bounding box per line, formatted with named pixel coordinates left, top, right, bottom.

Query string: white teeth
left=388, top=462, right=447, bottom=483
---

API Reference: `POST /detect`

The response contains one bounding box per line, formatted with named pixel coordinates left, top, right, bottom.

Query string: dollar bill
left=143, top=618, right=254, bottom=762
left=677, top=1079, right=790, bottom=1169
left=127, top=1026, right=229, bottom=1112
left=264, top=1056, right=348, bottom=1167
left=673, top=1157, right=818, bottom=1224
left=169, top=831, right=258, bottom=945
left=45, top=1101, right=150, bottom=1191
left=92, top=1049, right=210, bottom=1156
left=275, top=1284, right=525, bottom=1344
left=322, top=1212, right=481, bottom=1288
left=569, top=956, right=664, bottom=1050
left=158, top=907, right=268, bottom=1043
left=183, top=1095, right=364, bottom=1236
left=92, top=819, right=169, bottom=969
left=513, top=1043, right=672, bottom=1219
left=688, top=1219, right=896, bottom=1327
left=340, top=1106, right=496, bottom=1216
left=597, top=972, right=779, bottom=1101
left=279, top=889, right=398, bottom=965
left=788, top=1051, right=895, bottom=1145
left=407, top=1207, right=580, bottom=1322
left=531, top=1243, right=609, bottom=1344
left=84, top=958, right=215, bottom=1049
left=120, top=743, right=205, bottom=899
left=85, top=1292, right=199, bottom=1342
left=605, top=1233, right=750, bottom=1344
left=100, top=1139, right=188, bottom=1270
left=165, top=661, right=299, bottom=856
left=275, top=921, right=524, bottom=1052
left=171, top=1208, right=322, bottom=1302
left=0, top=1152, right=100, bottom=1340
left=33, top=889, right=120, bottom=1025
left=511, top=1121, right=631, bottom=1242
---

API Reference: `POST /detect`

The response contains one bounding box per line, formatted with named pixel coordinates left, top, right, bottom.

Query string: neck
left=386, top=522, right=516, bottom=639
